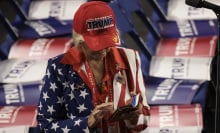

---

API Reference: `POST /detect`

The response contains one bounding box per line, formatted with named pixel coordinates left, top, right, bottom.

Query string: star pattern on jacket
left=49, top=82, right=57, bottom=92
left=79, top=90, right=89, bottom=99
left=61, top=126, right=71, bottom=133
left=51, top=122, right=59, bottom=131
left=47, top=105, right=55, bottom=115
left=42, top=92, right=49, bottom=102
left=37, top=55, right=94, bottom=133
left=57, top=96, right=64, bottom=105
left=74, top=119, right=82, bottom=126
left=77, top=104, right=87, bottom=113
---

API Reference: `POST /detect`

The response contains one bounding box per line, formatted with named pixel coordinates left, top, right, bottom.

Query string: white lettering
left=171, top=58, right=186, bottom=78
left=29, top=39, right=52, bottom=57
left=49, top=2, right=61, bottom=18
left=159, top=106, right=174, bottom=127
left=4, top=85, right=20, bottom=104
left=151, top=79, right=177, bottom=101
left=187, top=6, right=203, bottom=16
left=4, top=60, right=34, bottom=79
left=177, top=21, right=194, bottom=37
left=175, top=38, right=191, bottom=56
left=26, top=21, right=55, bottom=36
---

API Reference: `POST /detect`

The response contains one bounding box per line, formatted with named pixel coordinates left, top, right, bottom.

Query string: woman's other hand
left=88, top=102, right=114, bottom=127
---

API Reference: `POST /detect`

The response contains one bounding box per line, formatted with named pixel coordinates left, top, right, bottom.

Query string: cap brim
left=83, top=32, right=120, bottom=51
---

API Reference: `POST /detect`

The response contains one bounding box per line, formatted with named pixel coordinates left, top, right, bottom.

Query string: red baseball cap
left=73, top=1, right=120, bottom=51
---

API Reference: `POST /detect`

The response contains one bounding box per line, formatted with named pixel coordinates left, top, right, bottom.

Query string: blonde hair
left=72, top=30, right=85, bottom=47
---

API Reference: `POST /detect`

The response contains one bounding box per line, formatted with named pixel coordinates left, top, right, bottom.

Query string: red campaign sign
left=156, top=36, right=217, bottom=57
left=0, top=106, right=37, bottom=128
left=148, top=104, right=203, bottom=128
left=8, top=38, right=73, bottom=60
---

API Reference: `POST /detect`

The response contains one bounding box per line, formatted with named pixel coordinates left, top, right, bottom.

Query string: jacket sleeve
left=125, top=50, right=151, bottom=132
left=37, top=58, right=90, bottom=133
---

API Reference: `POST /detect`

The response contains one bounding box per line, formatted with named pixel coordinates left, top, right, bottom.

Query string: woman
left=37, top=1, right=150, bottom=133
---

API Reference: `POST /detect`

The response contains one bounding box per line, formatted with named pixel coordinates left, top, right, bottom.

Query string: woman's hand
left=121, top=92, right=143, bottom=128
left=122, top=103, right=142, bottom=128
left=88, top=102, right=114, bottom=128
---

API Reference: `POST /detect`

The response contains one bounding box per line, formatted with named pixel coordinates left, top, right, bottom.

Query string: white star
left=38, top=122, right=42, bottom=128
left=46, top=117, right=53, bottom=123
left=68, top=92, right=74, bottom=100
left=46, top=69, right=51, bottom=78
left=38, top=102, right=43, bottom=110
left=38, top=112, right=43, bottom=116
left=79, top=90, right=88, bottom=99
left=50, top=82, right=57, bottom=92
left=52, top=63, right=56, bottom=70
left=57, top=96, right=64, bottom=105
left=51, top=122, right=59, bottom=131
left=47, top=105, right=55, bottom=115
left=61, top=125, right=70, bottom=133
left=62, top=81, right=69, bottom=89
left=69, top=113, right=76, bottom=120
left=70, top=83, right=75, bottom=91
left=70, top=71, right=76, bottom=77
left=74, top=119, right=82, bottom=126
left=68, top=70, right=72, bottom=74
left=58, top=69, right=63, bottom=75
left=43, top=92, right=50, bottom=102
left=57, top=77, right=61, bottom=82
left=83, top=127, right=90, bottom=133
left=77, top=104, right=87, bottom=113
left=65, top=104, right=69, bottom=111
left=44, top=129, right=48, bottom=133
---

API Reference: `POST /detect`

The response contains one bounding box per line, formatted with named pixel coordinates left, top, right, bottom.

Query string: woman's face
left=81, top=42, right=109, bottom=61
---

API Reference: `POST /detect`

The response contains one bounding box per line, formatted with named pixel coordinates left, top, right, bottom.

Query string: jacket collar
left=60, top=46, right=127, bottom=71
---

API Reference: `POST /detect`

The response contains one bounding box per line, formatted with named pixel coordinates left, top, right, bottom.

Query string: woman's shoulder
left=46, top=54, right=69, bottom=70
left=48, top=54, right=65, bottom=64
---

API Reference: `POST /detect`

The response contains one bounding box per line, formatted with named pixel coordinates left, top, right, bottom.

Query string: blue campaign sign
left=145, top=77, right=206, bottom=105
left=13, top=17, right=72, bottom=39
left=159, top=19, right=218, bottom=38
left=0, top=83, right=42, bottom=106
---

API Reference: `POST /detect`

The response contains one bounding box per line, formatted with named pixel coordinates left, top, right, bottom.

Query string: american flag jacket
left=37, top=46, right=150, bottom=133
